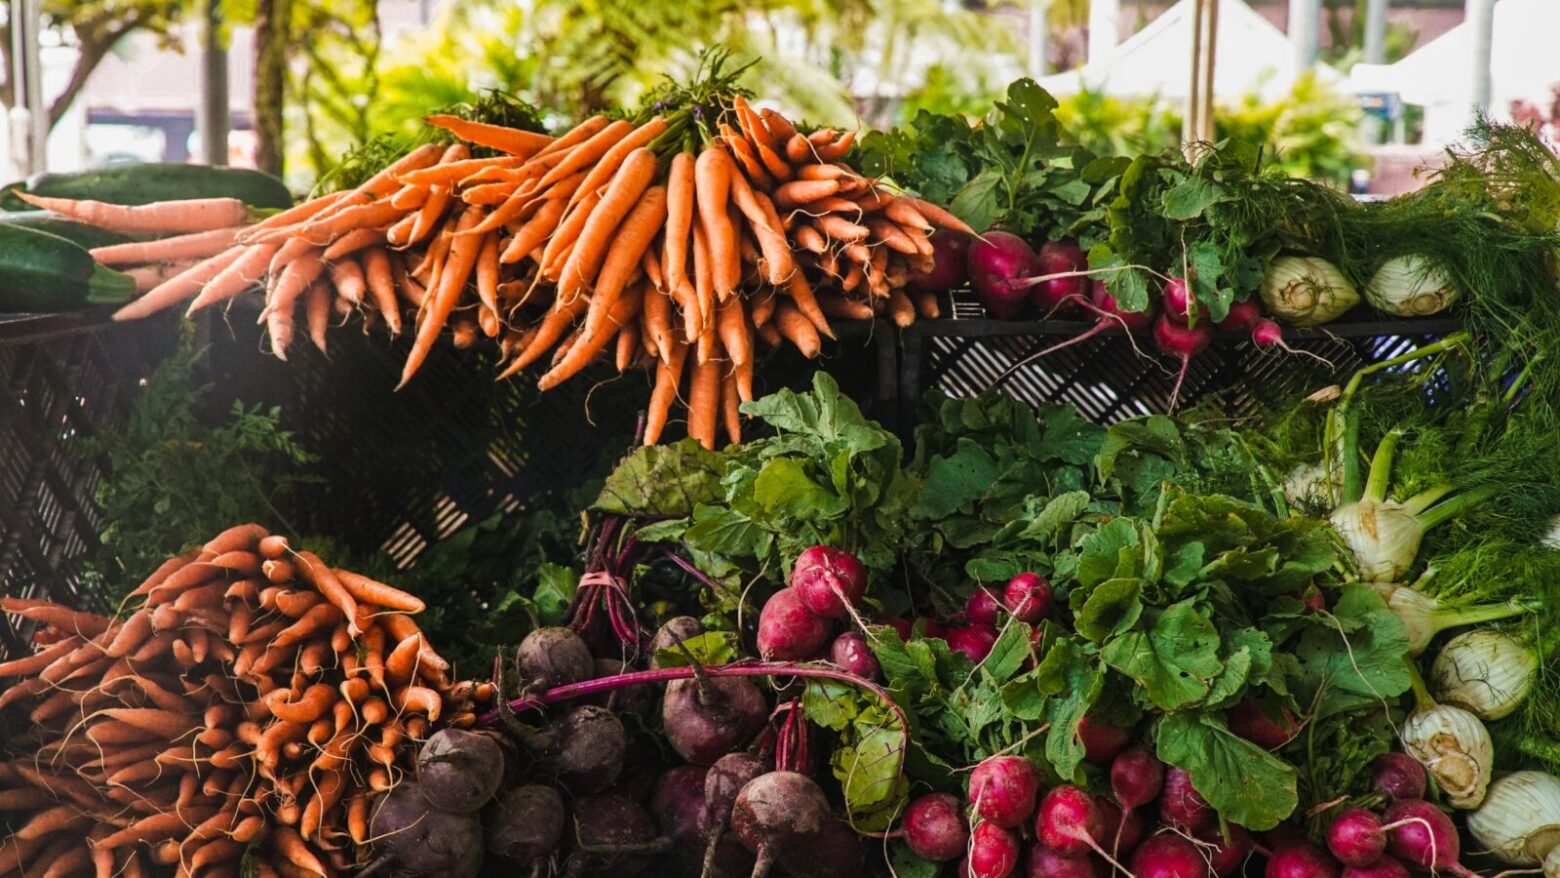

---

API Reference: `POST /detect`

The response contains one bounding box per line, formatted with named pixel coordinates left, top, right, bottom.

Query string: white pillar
left=1029, top=0, right=1050, bottom=77
left=1089, top=0, right=1120, bottom=62
left=1362, top=0, right=1389, bottom=64
left=8, top=0, right=48, bottom=175
left=196, top=0, right=230, bottom=166
left=1288, top=0, right=1320, bottom=73
left=1467, top=0, right=1495, bottom=118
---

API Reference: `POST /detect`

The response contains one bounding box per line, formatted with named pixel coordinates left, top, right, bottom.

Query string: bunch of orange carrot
left=0, top=524, right=471, bottom=878
left=46, top=93, right=969, bottom=449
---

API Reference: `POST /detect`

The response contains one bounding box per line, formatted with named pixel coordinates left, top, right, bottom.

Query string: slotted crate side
left=0, top=318, right=179, bottom=656
left=202, top=316, right=896, bottom=570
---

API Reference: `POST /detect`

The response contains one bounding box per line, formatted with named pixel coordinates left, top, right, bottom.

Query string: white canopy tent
left=1345, top=0, right=1560, bottom=146
left=1040, top=0, right=1340, bottom=104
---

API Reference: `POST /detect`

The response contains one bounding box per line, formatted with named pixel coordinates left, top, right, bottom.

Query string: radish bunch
left=886, top=573, right=1056, bottom=664
left=757, top=545, right=868, bottom=661
left=1312, top=756, right=1479, bottom=878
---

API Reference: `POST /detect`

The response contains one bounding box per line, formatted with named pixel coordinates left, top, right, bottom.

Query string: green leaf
left=593, top=439, right=724, bottom=516
left=1001, top=667, right=1048, bottom=721
left=949, top=168, right=1005, bottom=233
left=740, top=373, right=890, bottom=456
left=531, top=563, right=578, bottom=627
left=1162, top=175, right=1228, bottom=220
left=1035, top=636, right=1104, bottom=781
left=753, top=458, right=847, bottom=520
left=1087, top=243, right=1151, bottom=313
left=1074, top=577, right=1144, bottom=642
left=1097, top=417, right=1186, bottom=481
left=1077, top=519, right=1143, bottom=588
left=652, top=631, right=738, bottom=669
left=1155, top=712, right=1298, bottom=830
left=1017, top=490, right=1092, bottom=545
left=1187, top=240, right=1231, bottom=321
left=888, top=843, right=942, bottom=878
left=835, top=724, right=908, bottom=810
left=1206, top=627, right=1274, bottom=708
left=982, top=622, right=1033, bottom=683
left=684, top=504, right=770, bottom=558
left=912, top=439, right=1001, bottom=520
left=1291, top=585, right=1412, bottom=719
left=1101, top=600, right=1222, bottom=710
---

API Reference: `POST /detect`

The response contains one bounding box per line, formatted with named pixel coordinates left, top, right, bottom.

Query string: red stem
left=476, top=661, right=911, bottom=737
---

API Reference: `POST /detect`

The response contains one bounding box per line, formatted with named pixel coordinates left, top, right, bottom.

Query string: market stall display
left=2, top=56, right=1560, bottom=878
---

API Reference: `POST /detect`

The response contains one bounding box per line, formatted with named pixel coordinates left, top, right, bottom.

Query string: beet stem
left=478, top=661, right=909, bottom=741
left=353, top=855, right=393, bottom=878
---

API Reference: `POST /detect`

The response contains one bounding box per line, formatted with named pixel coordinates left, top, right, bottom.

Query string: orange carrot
left=424, top=115, right=551, bottom=156
left=814, top=213, right=870, bottom=242
left=577, top=185, right=666, bottom=336
left=615, top=319, right=639, bottom=371
left=399, top=155, right=521, bottom=188
left=124, top=260, right=197, bottom=294
left=721, top=371, right=742, bottom=445
left=687, top=356, right=722, bottom=450
left=786, top=271, right=834, bottom=338
left=17, top=192, right=247, bottom=234
left=328, top=256, right=367, bottom=306
left=499, top=197, right=566, bottom=264
left=555, top=148, right=659, bottom=301
left=531, top=115, right=611, bottom=163
left=388, top=181, right=430, bottom=210
left=785, top=132, right=814, bottom=164
left=292, top=551, right=363, bottom=635
left=643, top=285, right=675, bottom=364
left=814, top=129, right=858, bottom=161
left=314, top=143, right=442, bottom=223
left=500, top=294, right=588, bottom=377
left=775, top=302, right=823, bottom=357
left=333, top=569, right=426, bottom=613
left=476, top=231, right=501, bottom=323
left=266, top=684, right=336, bottom=724
left=113, top=247, right=245, bottom=321
left=264, top=249, right=326, bottom=321
left=539, top=189, right=603, bottom=279
left=0, top=637, right=79, bottom=678
left=716, top=296, right=751, bottom=368
left=297, top=199, right=407, bottom=242
left=399, top=205, right=484, bottom=387
left=662, top=151, right=697, bottom=296
left=361, top=247, right=402, bottom=334
left=304, top=281, right=331, bottom=353
left=691, top=223, right=714, bottom=350
left=181, top=244, right=271, bottom=315
left=393, top=684, right=442, bottom=720
left=320, top=227, right=384, bottom=261
left=271, top=827, right=328, bottom=877
left=537, top=283, right=644, bottom=390
left=723, top=128, right=774, bottom=190
left=272, top=603, right=343, bottom=650
left=887, top=288, right=916, bottom=327
left=238, top=191, right=345, bottom=241
left=89, top=226, right=242, bottom=267
left=533, top=119, right=634, bottom=193
left=728, top=171, right=793, bottom=284
left=902, top=196, right=975, bottom=234
left=694, top=147, right=739, bottom=300
left=564, top=115, right=667, bottom=210
left=773, top=179, right=841, bottom=209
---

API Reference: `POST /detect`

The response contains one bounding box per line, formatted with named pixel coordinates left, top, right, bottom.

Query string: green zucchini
left=0, top=225, right=136, bottom=313
left=1, top=163, right=293, bottom=211
left=0, top=211, right=136, bottom=250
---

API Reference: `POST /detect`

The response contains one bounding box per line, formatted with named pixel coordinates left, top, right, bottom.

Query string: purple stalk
left=662, top=549, right=724, bottom=593
left=477, top=661, right=911, bottom=741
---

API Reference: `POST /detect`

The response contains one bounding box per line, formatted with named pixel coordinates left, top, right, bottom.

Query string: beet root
left=662, top=676, right=768, bottom=765
left=516, top=626, right=594, bottom=690
left=650, top=616, right=705, bottom=667
left=732, top=771, right=833, bottom=875
left=525, top=704, right=626, bottom=794
left=570, top=792, right=667, bottom=876
left=414, top=728, right=505, bottom=813
left=590, top=657, right=659, bottom=716
left=368, top=781, right=485, bottom=878
left=487, top=785, right=565, bottom=864
left=779, top=819, right=866, bottom=877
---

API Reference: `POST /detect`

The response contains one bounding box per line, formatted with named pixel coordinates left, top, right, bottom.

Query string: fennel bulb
left=1402, top=703, right=1494, bottom=808
left=1373, top=585, right=1534, bottom=656
left=1467, top=771, right=1560, bottom=865
left=1260, top=256, right=1359, bottom=327
left=1430, top=629, right=1538, bottom=720
left=1365, top=255, right=1459, bottom=317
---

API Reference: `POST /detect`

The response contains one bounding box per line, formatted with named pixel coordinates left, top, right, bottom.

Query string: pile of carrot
left=37, top=94, right=970, bottom=449
left=0, top=523, right=475, bottom=878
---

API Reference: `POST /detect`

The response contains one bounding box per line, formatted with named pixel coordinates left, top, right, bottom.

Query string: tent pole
left=196, top=0, right=230, bottom=166
left=1028, top=0, right=1051, bottom=77
left=1289, top=0, right=1320, bottom=73
left=1183, top=0, right=1205, bottom=155
left=1362, top=0, right=1388, bottom=65
left=1467, top=0, right=1494, bottom=121
left=8, top=0, right=47, bottom=174
left=1088, top=0, right=1120, bottom=62
left=1199, top=0, right=1218, bottom=144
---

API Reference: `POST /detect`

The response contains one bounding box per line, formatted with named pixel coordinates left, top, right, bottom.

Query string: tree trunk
left=254, top=0, right=289, bottom=177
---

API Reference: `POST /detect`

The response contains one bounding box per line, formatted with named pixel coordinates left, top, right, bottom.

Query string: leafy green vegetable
left=1155, top=712, right=1298, bottom=830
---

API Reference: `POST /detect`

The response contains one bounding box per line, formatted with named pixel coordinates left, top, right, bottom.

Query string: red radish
left=1035, top=785, right=1107, bottom=856
left=1381, top=799, right=1474, bottom=877
left=1327, top=809, right=1387, bottom=868
left=829, top=632, right=880, bottom=679
left=1252, top=319, right=1311, bottom=357
left=1153, top=314, right=1213, bottom=411
left=1226, top=698, right=1301, bottom=749
left=790, top=546, right=867, bottom=619
left=1266, top=842, right=1341, bottom=878
left=1109, top=746, right=1164, bottom=809
left=1370, top=754, right=1427, bottom=801
left=884, top=617, right=914, bottom=641
left=1077, top=715, right=1132, bottom=765
left=1217, top=297, right=1263, bottom=334
left=947, top=624, right=999, bottom=663
left=1026, top=845, right=1101, bottom=878
left=1130, top=834, right=1210, bottom=878
left=1159, top=766, right=1214, bottom=833
left=964, top=588, right=1004, bottom=626
left=1162, top=276, right=1207, bottom=322
left=756, top=588, right=832, bottom=661
left=968, top=232, right=1037, bottom=320
left=1301, top=584, right=1326, bottom=612
left=1343, top=856, right=1411, bottom=878
left=903, top=793, right=969, bottom=863
left=1004, top=573, right=1053, bottom=624
left=968, top=822, right=1022, bottom=878
left=1200, top=823, right=1254, bottom=876
left=1029, top=239, right=1089, bottom=313
left=1035, top=785, right=1132, bottom=873
left=921, top=618, right=949, bottom=640
left=968, top=755, right=1042, bottom=828
left=1096, top=796, right=1145, bottom=855
left=912, top=230, right=973, bottom=293
left=992, top=281, right=1155, bottom=387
